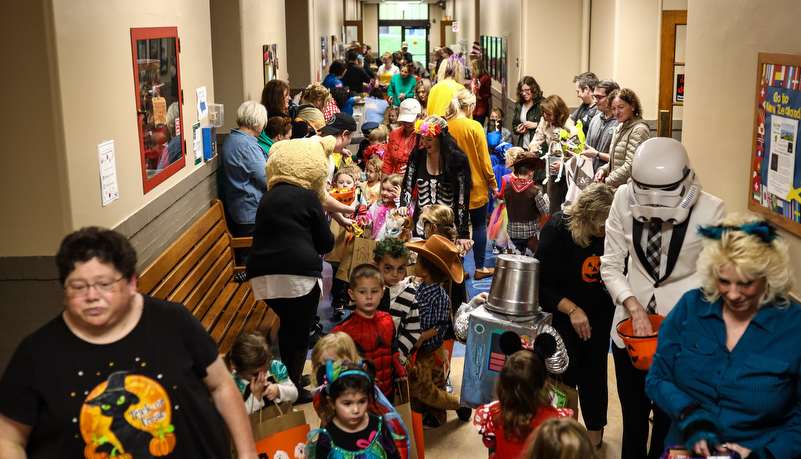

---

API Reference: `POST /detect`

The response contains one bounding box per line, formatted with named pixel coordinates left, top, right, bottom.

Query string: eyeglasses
left=519, top=88, right=532, bottom=93
left=65, top=276, right=125, bottom=297
left=592, top=94, right=607, bottom=101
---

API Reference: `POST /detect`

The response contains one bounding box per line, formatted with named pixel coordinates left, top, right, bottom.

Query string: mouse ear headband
left=499, top=330, right=557, bottom=360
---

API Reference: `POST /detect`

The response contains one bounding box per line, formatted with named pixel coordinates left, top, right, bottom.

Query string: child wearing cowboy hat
left=405, top=235, right=472, bottom=428
left=500, top=148, right=549, bottom=254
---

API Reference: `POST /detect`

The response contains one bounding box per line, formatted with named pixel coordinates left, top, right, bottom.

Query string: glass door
left=404, top=27, right=428, bottom=67
left=379, top=25, right=402, bottom=58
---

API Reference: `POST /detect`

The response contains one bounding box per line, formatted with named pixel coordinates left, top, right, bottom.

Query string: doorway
left=658, top=10, right=687, bottom=139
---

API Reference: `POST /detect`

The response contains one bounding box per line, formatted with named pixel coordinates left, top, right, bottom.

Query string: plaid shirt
left=416, top=282, right=451, bottom=348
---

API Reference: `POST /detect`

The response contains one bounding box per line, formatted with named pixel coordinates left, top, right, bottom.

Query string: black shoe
left=296, top=388, right=315, bottom=405
left=422, top=413, right=441, bottom=430
left=233, top=272, right=248, bottom=283
left=300, top=374, right=311, bottom=387
left=332, top=305, right=345, bottom=320
left=456, top=406, right=472, bottom=421
left=309, top=322, right=325, bottom=345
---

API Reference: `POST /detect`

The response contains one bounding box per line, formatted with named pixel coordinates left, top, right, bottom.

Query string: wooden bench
left=138, top=199, right=279, bottom=355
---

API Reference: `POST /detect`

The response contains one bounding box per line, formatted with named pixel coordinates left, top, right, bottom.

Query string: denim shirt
left=646, top=288, right=801, bottom=458
left=221, top=129, right=268, bottom=225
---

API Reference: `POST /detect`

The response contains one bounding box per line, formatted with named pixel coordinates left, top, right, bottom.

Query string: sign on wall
left=749, top=52, right=801, bottom=237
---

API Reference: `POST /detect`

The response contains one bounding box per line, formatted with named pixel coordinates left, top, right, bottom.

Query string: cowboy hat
left=406, top=235, right=464, bottom=283
left=511, top=150, right=546, bottom=170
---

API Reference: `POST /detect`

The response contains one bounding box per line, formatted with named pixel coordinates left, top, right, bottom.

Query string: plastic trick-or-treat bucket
left=329, top=187, right=356, bottom=206
left=616, top=314, right=665, bottom=371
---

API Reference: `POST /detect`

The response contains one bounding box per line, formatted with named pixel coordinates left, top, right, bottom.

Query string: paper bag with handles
left=548, top=377, right=579, bottom=418
left=335, top=236, right=378, bottom=282
left=324, top=219, right=350, bottom=264
left=249, top=401, right=310, bottom=458
left=393, top=381, right=422, bottom=459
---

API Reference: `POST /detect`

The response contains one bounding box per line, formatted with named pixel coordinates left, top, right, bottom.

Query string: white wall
left=312, top=0, right=344, bottom=81
left=51, top=0, right=216, bottom=233
left=682, top=0, right=801, bottom=289
left=242, top=0, right=287, bottom=101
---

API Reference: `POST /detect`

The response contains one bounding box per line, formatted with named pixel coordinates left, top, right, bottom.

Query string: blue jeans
left=510, top=237, right=529, bottom=254
left=469, top=204, right=488, bottom=270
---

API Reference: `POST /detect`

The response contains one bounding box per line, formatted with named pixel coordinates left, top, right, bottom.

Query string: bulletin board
left=749, top=52, right=801, bottom=237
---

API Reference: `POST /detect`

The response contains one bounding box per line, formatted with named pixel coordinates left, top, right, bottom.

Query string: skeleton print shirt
left=400, top=156, right=470, bottom=239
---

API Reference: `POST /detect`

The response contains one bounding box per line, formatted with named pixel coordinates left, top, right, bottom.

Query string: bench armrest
left=231, top=237, right=253, bottom=248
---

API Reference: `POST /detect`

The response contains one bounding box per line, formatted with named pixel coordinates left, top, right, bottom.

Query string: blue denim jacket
left=221, top=129, right=268, bottom=225
left=646, top=288, right=801, bottom=458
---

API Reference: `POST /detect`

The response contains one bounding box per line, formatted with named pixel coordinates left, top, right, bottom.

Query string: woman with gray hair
left=220, top=101, right=269, bottom=265
left=646, top=214, right=801, bottom=459
left=534, top=183, right=616, bottom=449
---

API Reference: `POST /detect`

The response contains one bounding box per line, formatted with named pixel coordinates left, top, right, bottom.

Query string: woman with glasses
left=0, top=227, right=258, bottom=459
left=513, top=76, right=545, bottom=153
left=593, top=87, right=651, bottom=188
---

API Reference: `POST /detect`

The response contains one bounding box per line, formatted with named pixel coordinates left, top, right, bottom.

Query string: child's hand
left=251, top=371, right=267, bottom=400
left=264, top=382, right=281, bottom=401
left=357, top=215, right=370, bottom=227
left=396, top=374, right=409, bottom=382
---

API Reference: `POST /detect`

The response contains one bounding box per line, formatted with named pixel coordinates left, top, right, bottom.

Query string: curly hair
left=301, top=82, right=331, bottom=106
left=419, top=204, right=457, bottom=242
left=445, top=88, right=476, bottom=120
left=56, top=227, right=137, bottom=284
left=516, top=76, right=542, bottom=104
left=260, top=79, right=290, bottom=115
left=607, top=88, right=643, bottom=119
left=224, top=331, right=272, bottom=378
left=564, top=183, right=614, bottom=248
left=372, top=237, right=409, bottom=263
left=524, top=418, right=599, bottom=459
left=366, top=157, right=384, bottom=179
left=697, top=214, right=793, bottom=308
left=540, top=95, right=570, bottom=128
left=494, top=351, right=551, bottom=442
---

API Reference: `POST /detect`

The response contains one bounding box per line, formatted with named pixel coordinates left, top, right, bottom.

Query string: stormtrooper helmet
left=626, top=137, right=701, bottom=224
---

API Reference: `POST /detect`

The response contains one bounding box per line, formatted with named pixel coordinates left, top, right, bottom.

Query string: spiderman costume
left=333, top=311, right=407, bottom=397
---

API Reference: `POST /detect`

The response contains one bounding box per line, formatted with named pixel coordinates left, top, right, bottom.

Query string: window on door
left=378, top=4, right=429, bottom=67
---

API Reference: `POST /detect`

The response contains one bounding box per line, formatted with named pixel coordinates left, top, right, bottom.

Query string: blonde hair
left=368, top=124, right=389, bottom=142
left=697, top=213, right=793, bottom=308
left=419, top=204, right=457, bottom=242
left=440, top=57, right=464, bottom=83
left=445, top=88, right=477, bottom=120
left=383, top=106, right=400, bottom=126
left=301, top=82, right=331, bottom=106
left=415, top=78, right=432, bottom=103
left=310, top=332, right=362, bottom=386
left=505, top=146, right=525, bottom=169
left=423, top=114, right=447, bottom=129
left=524, top=418, right=599, bottom=459
left=564, top=183, right=614, bottom=248
left=382, top=173, right=403, bottom=189
left=366, top=157, right=384, bottom=181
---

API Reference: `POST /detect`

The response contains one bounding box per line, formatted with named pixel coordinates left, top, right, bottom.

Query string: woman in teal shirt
left=388, top=63, right=417, bottom=107
left=646, top=215, right=801, bottom=459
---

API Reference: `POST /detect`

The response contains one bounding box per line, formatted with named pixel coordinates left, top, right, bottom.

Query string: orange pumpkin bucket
left=329, top=187, right=357, bottom=206
left=616, top=314, right=665, bottom=371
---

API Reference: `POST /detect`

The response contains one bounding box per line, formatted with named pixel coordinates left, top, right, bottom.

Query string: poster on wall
left=98, top=140, right=119, bottom=206
left=321, top=36, right=328, bottom=68
left=263, top=44, right=278, bottom=84
left=749, top=52, right=801, bottom=237
left=331, top=35, right=337, bottom=63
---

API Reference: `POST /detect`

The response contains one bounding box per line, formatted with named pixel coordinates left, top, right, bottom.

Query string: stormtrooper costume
left=600, top=137, right=725, bottom=459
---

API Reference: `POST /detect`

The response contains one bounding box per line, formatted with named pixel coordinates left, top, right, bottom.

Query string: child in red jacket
left=333, top=264, right=407, bottom=398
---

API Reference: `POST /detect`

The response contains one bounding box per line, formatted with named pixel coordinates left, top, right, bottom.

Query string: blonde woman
left=419, top=204, right=457, bottom=242
left=427, top=56, right=465, bottom=116
left=446, top=88, right=498, bottom=279
left=297, top=82, right=331, bottom=135
left=534, top=183, right=615, bottom=449
left=415, top=78, right=432, bottom=116
left=376, top=51, right=399, bottom=89
left=647, top=214, right=801, bottom=459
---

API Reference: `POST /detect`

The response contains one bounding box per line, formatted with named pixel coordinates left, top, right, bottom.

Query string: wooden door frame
left=440, top=20, right=453, bottom=47
left=658, top=10, right=687, bottom=137
left=344, top=20, right=363, bottom=45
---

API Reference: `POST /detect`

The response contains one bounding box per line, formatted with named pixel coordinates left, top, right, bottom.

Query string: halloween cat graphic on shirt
left=80, top=371, right=176, bottom=458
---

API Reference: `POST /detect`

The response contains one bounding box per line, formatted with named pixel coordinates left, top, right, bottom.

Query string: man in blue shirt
left=221, top=101, right=269, bottom=265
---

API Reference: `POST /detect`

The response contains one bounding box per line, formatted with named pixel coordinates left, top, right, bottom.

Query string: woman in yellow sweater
left=427, top=56, right=465, bottom=117
left=445, top=88, right=498, bottom=279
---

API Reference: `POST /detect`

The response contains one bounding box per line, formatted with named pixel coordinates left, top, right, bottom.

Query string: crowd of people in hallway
left=2, top=40, right=801, bottom=459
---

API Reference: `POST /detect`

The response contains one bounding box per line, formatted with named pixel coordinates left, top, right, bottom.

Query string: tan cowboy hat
left=406, top=235, right=464, bottom=283
left=511, top=150, right=546, bottom=170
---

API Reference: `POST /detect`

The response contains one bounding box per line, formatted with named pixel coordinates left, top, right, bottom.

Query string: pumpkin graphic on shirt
left=581, top=256, right=601, bottom=283
left=80, top=371, right=175, bottom=458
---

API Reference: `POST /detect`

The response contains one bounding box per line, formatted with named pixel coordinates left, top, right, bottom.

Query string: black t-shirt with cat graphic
left=0, top=295, right=230, bottom=459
